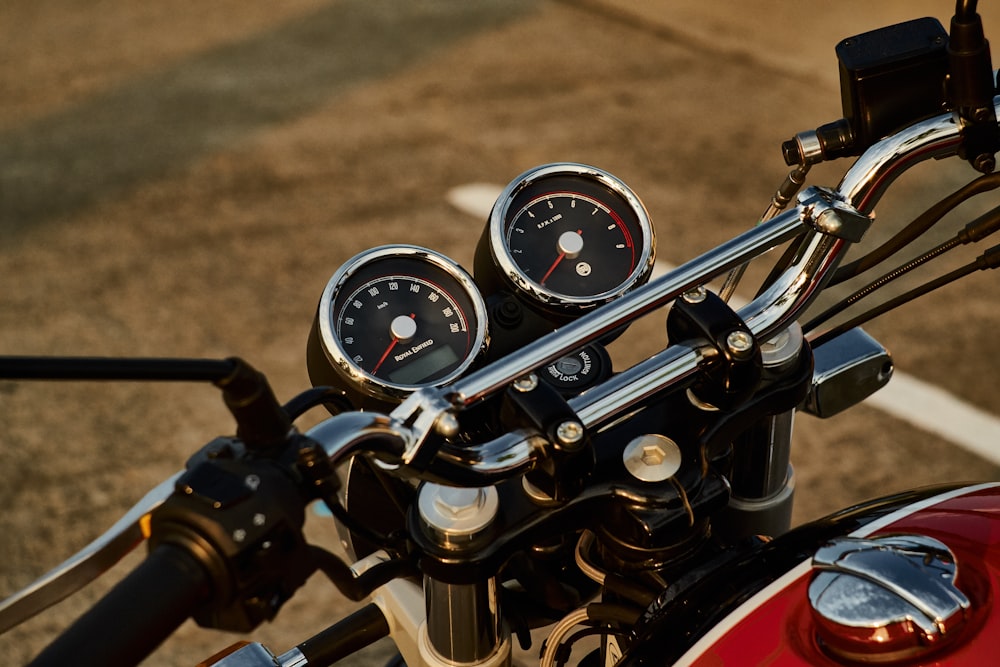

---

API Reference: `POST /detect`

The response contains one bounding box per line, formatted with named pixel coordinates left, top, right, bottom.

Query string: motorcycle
left=3, top=1, right=1000, bottom=665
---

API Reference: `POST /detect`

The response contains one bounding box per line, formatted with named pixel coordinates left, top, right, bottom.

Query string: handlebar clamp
left=667, top=288, right=762, bottom=412
left=503, top=376, right=594, bottom=501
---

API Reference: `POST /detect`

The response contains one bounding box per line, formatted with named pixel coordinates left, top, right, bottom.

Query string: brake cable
left=809, top=242, right=1000, bottom=347
left=828, top=171, right=1000, bottom=286
left=806, top=203, right=1000, bottom=334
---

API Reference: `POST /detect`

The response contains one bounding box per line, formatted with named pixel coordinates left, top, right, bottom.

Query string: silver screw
left=682, top=285, right=708, bottom=304
left=556, top=420, right=584, bottom=446
left=623, top=434, right=682, bottom=482
left=512, top=374, right=539, bottom=393
left=726, top=330, right=754, bottom=358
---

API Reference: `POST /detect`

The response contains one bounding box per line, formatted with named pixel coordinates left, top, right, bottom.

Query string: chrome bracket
left=798, top=186, right=872, bottom=243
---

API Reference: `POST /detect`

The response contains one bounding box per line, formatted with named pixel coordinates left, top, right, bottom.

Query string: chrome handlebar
left=311, top=101, right=990, bottom=483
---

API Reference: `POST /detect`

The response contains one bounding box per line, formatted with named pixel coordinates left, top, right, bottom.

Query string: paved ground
left=2, top=1, right=1000, bottom=665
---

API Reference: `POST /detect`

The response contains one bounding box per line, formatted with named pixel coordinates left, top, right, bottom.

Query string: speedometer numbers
left=476, top=163, right=655, bottom=312
left=307, top=246, right=488, bottom=407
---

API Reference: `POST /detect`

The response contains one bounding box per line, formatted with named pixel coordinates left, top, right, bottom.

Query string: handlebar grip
left=29, top=543, right=211, bottom=667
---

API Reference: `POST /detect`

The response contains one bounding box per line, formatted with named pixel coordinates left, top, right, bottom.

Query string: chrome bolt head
left=433, top=486, right=486, bottom=518
left=556, top=420, right=584, bottom=446
left=418, top=483, right=499, bottom=543
left=512, top=374, right=539, bottom=393
left=681, top=285, right=708, bottom=304
left=760, top=323, right=803, bottom=369
left=640, top=445, right=666, bottom=466
left=623, top=434, right=682, bottom=482
left=726, top=330, right=754, bottom=358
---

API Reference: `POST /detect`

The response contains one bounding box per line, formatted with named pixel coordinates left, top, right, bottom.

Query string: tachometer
left=307, top=246, right=488, bottom=406
left=476, top=163, right=655, bottom=311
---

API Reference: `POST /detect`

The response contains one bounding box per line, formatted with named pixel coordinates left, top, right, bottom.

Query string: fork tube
left=715, top=325, right=803, bottom=541
left=417, top=483, right=510, bottom=666
left=424, top=577, right=506, bottom=665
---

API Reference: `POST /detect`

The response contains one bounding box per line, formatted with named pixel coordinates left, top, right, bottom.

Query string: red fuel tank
left=673, top=483, right=1000, bottom=666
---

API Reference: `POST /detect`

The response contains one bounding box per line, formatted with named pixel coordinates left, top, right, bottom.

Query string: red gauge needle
left=371, top=338, right=398, bottom=375
left=540, top=252, right=566, bottom=285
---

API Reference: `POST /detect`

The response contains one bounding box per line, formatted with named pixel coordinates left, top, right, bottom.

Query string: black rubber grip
left=29, top=543, right=211, bottom=667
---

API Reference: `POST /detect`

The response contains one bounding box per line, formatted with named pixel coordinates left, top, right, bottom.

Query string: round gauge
left=482, top=163, right=655, bottom=310
left=309, top=246, right=488, bottom=404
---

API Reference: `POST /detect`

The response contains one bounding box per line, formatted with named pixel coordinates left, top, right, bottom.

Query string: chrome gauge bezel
left=316, top=245, right=489, bottom=402
left=487, top=163, right=656, bottom=310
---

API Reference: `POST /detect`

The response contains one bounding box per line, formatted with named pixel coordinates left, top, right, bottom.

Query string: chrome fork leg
left=424, top=576, right=509, bottom=665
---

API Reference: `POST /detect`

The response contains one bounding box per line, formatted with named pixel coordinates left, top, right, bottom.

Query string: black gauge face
left=487, top=164, right=655, bottom=310
left=507, top=191, right=638, bottom=297
left=315, top=247, right=488, bottom=401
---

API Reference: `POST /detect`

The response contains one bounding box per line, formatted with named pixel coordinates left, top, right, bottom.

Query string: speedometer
left=307, top=246, right=488, bottom=406
left=476, top=163, right=655, bottom=311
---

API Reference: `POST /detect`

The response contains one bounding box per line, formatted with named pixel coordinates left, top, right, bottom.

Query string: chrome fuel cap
left=808, top=534, right=970, bottom=663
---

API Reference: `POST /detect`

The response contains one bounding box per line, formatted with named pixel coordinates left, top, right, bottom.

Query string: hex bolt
left=556, top=420, right=584, bottom=446
left=512, top=374, right=539, bottom=393
left=418, top=483, right=500, bottom=543
left=759, top=323, right=803, bottom=370
left=433, top=486, right=486, bottom=518
left=640, top=445, right=665, bottom=466
left=681, top=285, right=708, bottom=304
left=623, top=434, right=682, bottom=482
left=726, top=330, right=754, bottom=358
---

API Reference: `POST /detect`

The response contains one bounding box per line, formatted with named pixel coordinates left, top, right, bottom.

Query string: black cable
left=829, top=172, right=1000, bottom=286
left=805, top=203, right=1000, bottom=333
left=553, top=626, right=607, bottom=667
left=307, top=545, right=415, bottom=602
left=805, top=237, right=959, bottom=333
left=810, top=244, right=1000, bottom=347
left=545, top=603, right=646, bottom=666
left=282, top=386, right=354, bottom=420
left=323, top=495, right=408, bottom=553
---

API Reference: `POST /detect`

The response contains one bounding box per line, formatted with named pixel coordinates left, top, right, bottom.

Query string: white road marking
left=446, top=184, right=1000, bottom=465
left=445, top=183, right=502, bottom=219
